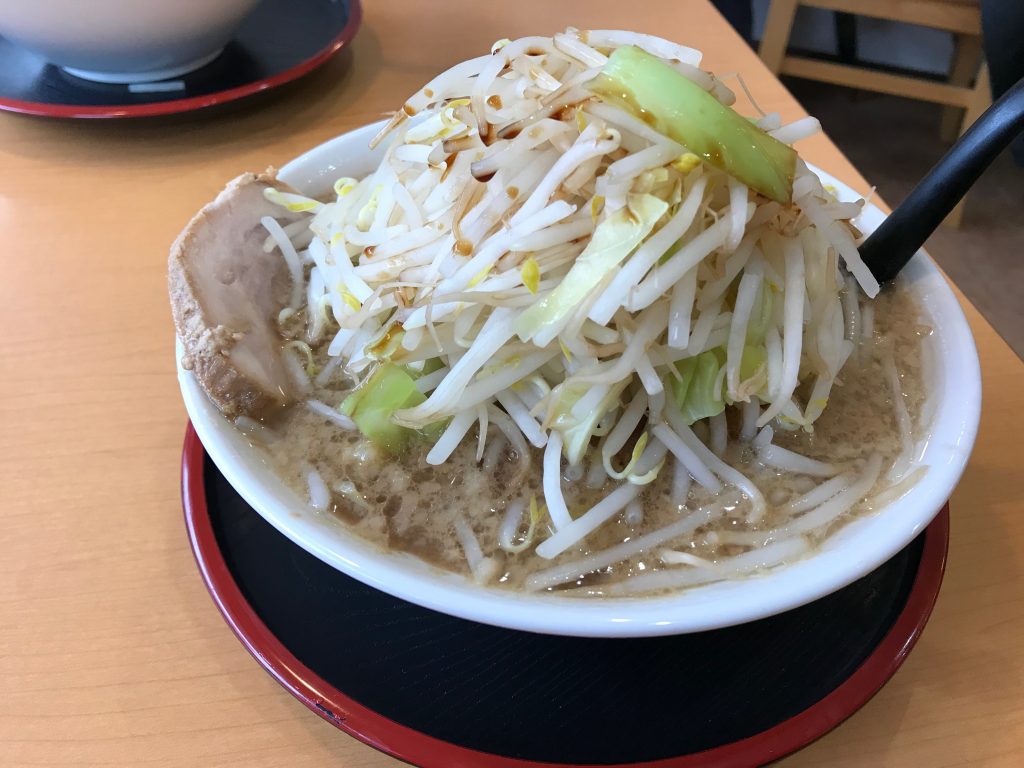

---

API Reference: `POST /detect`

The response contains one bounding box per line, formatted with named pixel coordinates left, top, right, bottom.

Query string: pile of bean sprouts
left=259, top=29, right=915, bottom=592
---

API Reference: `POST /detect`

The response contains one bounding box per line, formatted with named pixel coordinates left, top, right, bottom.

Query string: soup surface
left=253, top=281, right=926, bottom=594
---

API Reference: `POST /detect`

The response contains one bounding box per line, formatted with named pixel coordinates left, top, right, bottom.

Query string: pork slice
left=169, top=170, right=307, bottom=419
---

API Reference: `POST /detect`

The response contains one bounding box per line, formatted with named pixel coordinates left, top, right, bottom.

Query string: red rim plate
left=182, top=424, right=949, bottom=768
left=0, top=0, right=362, bottom=119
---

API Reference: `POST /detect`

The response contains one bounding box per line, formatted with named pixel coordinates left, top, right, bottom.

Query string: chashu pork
left=169, top=170, right=306, bottom=419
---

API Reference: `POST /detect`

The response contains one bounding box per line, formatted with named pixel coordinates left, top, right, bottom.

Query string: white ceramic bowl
left=177, top=121, right=981, bottom=637
left=0, top=0, right=260, bottom=83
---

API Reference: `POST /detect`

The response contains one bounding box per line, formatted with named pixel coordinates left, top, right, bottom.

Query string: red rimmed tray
left=183, top=424, right=948, bottom=767
left=0, top=0, right=361, bottom=118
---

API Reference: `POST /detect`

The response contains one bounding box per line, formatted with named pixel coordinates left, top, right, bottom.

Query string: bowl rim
left=177, top=120, right=981, bottom=637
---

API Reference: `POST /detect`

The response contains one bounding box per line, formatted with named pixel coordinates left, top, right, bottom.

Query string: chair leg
left=835, top=11, right=858, bottom=64
left=759, top=0, right=800, bottom=74
left=945, top=63, right=991, bottom=228
left=940, top=34, right=984, bottom=142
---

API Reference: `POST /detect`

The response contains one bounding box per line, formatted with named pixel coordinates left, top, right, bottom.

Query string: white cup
left=0, top=0, right=261, bottom=83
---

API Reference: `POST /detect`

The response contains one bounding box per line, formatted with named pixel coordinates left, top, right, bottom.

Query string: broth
left=257, top=281, right=927, bottom=595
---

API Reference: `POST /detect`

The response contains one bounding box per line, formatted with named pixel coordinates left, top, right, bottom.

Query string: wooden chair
left=758, top=0, right=990, bottom=226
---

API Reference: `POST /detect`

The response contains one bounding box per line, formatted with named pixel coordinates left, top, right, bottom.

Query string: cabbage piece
left=734, top=344, right=769, bottom=402
left=514, top=193, right=669, bottom=346
left=551, top=380, right=631, bottom=465
left=588, top=46, right=797, bottom=203
left=671, top=345, right=769, bottom=422
left=341, top=364, right=430, bottom=453
left=739, top=344, right=767, bottom=383
left=668, top=359, right=697, bottom=418
left=746, top=283, right=774, bottom=344
left=670, top=350, right=726, bottom=424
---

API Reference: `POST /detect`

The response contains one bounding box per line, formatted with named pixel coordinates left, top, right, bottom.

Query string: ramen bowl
left=0, top=0, right=260, bottom=83
left=177, top=121, right=981, bottom=638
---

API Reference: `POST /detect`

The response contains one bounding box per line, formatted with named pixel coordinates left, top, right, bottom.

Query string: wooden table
left=3, top=1, right=1021, bottom=765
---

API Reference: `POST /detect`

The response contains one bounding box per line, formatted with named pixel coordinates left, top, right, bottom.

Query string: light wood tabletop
left=3, top=1, right=1021, bottom=765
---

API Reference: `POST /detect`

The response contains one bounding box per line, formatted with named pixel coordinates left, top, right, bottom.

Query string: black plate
left=0, top=0, right=361, bottom=118
left=183, top=425, right=948, bottom=767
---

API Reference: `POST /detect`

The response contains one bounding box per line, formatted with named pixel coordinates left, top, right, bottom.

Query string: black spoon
left=858, top=76, right=1024, bottom=284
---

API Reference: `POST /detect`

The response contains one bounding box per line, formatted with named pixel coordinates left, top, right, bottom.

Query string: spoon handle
left=858, top=76, right=1024, bottom=283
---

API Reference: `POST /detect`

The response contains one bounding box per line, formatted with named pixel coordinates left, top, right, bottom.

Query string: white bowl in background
left=177, top=120, right=981, bottom=637
left=0, top=0, right=260, bottom=83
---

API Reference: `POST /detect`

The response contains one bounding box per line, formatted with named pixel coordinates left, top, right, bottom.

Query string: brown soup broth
left=260, top=281, right=927, bottom=593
